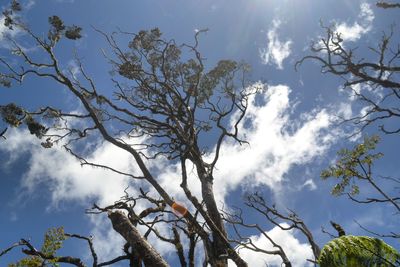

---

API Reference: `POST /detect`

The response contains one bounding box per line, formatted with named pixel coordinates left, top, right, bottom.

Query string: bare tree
left=296, top=4, right=400, bottom=135
left=0, top=127, right=7, bottom=139
left=0, top=2, right=262, bottom=266
left=4, top=1, right=399, bottom=266
left=296, top=2, right=400, bottom=241
left=222, top=192, right=321, bottom=267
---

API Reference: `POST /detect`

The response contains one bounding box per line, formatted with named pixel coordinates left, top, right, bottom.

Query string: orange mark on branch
left=172, top=202, right=187, bottom=217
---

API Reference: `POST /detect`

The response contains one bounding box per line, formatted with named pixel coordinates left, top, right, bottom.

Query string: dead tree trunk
left=108, top=211, right=170, bottom=267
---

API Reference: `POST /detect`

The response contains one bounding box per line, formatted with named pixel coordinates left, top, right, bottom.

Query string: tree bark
left=201, top=178, right=228, bottom=266
left=194, top=157, right=229, bottom=266
left=108, top=211, right=170, bottom=267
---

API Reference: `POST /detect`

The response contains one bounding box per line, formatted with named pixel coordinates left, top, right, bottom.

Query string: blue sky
left=0, top=0, right=399, bottom=266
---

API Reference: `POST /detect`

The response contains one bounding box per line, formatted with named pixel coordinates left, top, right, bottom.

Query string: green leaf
left=320, top=136, right=382, bottom=197
left=0, top=103, right=25, bottom=127
left=65, top=25, right=82, bottom=40
left=9, top=227, right=67, bottom=267
left=319, top=235, right=400, bottom=267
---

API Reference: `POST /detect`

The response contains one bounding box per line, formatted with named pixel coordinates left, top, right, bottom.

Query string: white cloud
left=301, top=179, right=317, bottom=191
left=0, top=0, right=35, bottom=45
left=64, top=60, right=81, bottom=79
left=0, top=129, right=154, bottom=262
left=140, top=83, right=341, bottom=209
left=211, top=84, right=336, bottom=201
left=334, top=3, right=374, bottom=42
left=0, top=129, right=142, bottom=207
left=260, top=19, right=292, bottom=69
left=0, top=82, right=346, bottom=264
left=87, top=215, right=126, bottom=262
left=229, top=223, right=314, bottom=267
left=1, top=83, right=342, bottom=213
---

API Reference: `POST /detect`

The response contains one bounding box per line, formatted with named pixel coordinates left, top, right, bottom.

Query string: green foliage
left=48, top=16, right=82, bottom=43
left=49, top=16, right=65, bottom=31
left=318, top=235, right=400, bottom=267
left=321, top=136, right=383, bottom=196
left=118, top=28, right=246, bottom=106
left=129, top=28, right=162, bottom=51
left=0, top=103, right=25, bottom=127
left=11, top=0, right=22, bottom=12
left=199, top=60, right=238, bottom=102
left=3, top=10, right=14, bottom=29
left=8, top=257, right=43, bottom=267
left=1, top=1, right=22, bottom=30
left=48, top=16, right=65, bottom=43
left=2, top=1, right=20, bottom=30
left=64, top=25, right=82, bottom=40
left=41, top=227, right=66, bottom=257
left=0, top=74, right=12, bottom=87
left=25, top=116, right=47, bottom=138
left=0, top=103, right=47, bottom=138
left=8, top=227, right=67, bottom=267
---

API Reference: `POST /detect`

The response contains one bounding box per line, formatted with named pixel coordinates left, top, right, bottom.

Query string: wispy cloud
left=229, top=223, right=314, bottom=267
left=0, top=82, right=346, bottom=263
left=260, top=19, right=292, bottom=69
left=140, top=83, right=342, bottom=210
left=0, top=129, right=146, bottom=261
left=1, top=83, right=344, bottom=211
left=0, top=129, right=141, bottom=207
left=212, top=84, right=337, bottom=202
left=334, top=3, right=374, bottom=42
